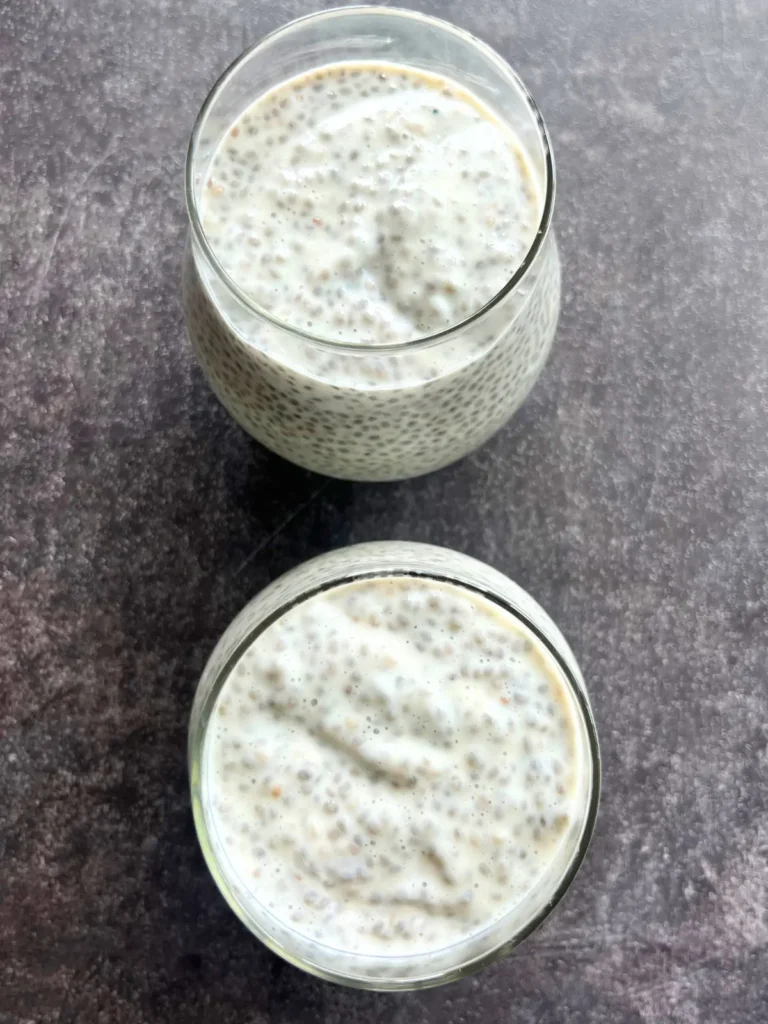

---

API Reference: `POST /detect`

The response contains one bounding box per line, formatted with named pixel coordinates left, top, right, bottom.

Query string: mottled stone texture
left=1, top=0, right=767, bottom=1021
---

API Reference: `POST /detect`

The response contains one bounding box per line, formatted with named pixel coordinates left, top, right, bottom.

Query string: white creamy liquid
left=201, top=62, right=540, bottom=343
left=204, top=575, right=584, bottom=957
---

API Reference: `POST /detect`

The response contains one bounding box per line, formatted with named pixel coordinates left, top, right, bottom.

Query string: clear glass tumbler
left=189, top=542, right=600, bottom=990
left=183, top=7, right=560, bottom=481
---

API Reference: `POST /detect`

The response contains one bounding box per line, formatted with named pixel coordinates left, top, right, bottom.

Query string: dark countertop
left=2, top=1, right=767, bottom=1021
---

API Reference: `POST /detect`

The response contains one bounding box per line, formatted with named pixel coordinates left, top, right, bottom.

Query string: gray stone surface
left=2, top=0, right=767, bottom=1021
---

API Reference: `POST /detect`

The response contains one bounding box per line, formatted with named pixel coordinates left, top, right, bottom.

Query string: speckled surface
left=2, top=0, right=767, bottom=1021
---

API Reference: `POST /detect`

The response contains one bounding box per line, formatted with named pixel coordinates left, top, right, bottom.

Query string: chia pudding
left=201, top=64, right=538, bottom=344
left=192, top=543, right=598, bottom=985
left=183, top=45, right=560, bottom=480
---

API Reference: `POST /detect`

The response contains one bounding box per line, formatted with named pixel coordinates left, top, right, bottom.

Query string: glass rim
left=189, top=562, right=601, bottom=990
left=184, top=4, right=557, bottom=356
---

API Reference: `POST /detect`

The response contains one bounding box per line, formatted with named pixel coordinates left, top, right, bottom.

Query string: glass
left=189, top=542, right=600, bottom=990
left=182, top=6, right=561, bottom=481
